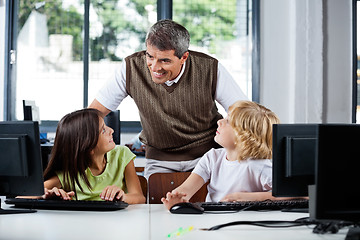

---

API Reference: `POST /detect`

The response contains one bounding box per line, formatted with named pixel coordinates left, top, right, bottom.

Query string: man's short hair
left=146, top=19, right=190, bottom=58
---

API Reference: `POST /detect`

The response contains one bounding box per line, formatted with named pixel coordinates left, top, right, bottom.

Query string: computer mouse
left=169, top=202, right=204, bottom=214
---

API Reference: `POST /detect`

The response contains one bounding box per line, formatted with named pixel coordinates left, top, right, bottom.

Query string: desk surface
left=0, top=202, right=349, bottom=240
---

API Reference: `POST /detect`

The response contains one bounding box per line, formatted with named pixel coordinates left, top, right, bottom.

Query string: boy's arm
left=173, top=173, right=205, bottom=201
left=161, top=173, right=205, bottom=210
left=221, top=192, right=307, bottom=202
left=221, top=192, right=274, bottom=202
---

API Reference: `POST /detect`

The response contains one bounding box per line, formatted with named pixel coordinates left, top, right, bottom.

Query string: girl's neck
left=89, top=152, right=107, bottom=176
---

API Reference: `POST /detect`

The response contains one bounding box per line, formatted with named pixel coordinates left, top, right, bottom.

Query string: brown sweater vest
left=125, top=50, right=222, bottom=161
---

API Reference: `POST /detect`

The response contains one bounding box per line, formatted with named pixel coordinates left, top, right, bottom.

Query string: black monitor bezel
left=272, top=124, right=317, bottom=197
left=0, top=121, right=44, bottom=197
left=310, top=124, right=360, bottom=222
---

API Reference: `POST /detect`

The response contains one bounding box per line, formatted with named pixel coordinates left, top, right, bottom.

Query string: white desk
left=0, top=203, right=349, bottom=240
left=0, top=204, right=150, bottom=240
left=149, top=205, right=348, bottom=240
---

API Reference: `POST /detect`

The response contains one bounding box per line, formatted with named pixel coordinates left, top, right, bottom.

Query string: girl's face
left=214, top=118, right=236, bottom=150
left=94, top=118, right=116, bottom=154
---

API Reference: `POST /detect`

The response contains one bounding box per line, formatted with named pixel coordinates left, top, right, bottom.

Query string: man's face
left=146, top=44, right=189, bottom=84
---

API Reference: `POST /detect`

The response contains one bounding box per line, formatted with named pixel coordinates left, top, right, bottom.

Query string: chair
left=137, top=175, right=148, bottom=203
left=104, top=110, right=120, bottom=145
left=148, top=172, right=208, bottom=204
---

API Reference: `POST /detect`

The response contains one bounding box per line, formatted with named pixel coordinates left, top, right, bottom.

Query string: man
left=89, top=19, right=247, bottom=179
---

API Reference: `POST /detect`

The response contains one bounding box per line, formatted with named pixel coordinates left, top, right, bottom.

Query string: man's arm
left=215, top=62, right=249, bottom=112
left=89, top=61, right=128, bottom=118
left=89, top=99, right=111, bottom=118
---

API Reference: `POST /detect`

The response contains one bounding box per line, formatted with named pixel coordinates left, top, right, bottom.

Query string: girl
left=162, top=100, right=282, bottom=209
left=43, top=108, right=145, bottom=204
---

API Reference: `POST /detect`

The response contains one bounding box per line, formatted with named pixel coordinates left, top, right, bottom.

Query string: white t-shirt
left=96, top=59, right=248, bottom=112
left=193, top=148, right=272, bottom=202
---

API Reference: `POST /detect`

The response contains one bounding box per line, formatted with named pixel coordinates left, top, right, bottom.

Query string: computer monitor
left=309, top=124, right=360, bottom=222
left=272, top=124, right=317, bottom=197
left=0, top=121, right=44, bottom=214
left=23, top=100, right=40, bottom=122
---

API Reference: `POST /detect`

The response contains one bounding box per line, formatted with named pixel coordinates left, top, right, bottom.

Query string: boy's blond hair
left=228, top=101, right=280, bottom=161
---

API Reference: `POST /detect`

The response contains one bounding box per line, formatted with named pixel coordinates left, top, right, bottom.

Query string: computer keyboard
left=5, top=198, right=129, bottom=211
left=197, top=199, right=309, bottom=212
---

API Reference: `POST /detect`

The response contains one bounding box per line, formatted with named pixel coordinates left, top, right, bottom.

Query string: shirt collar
left=164, top=61, right=186, bottom=87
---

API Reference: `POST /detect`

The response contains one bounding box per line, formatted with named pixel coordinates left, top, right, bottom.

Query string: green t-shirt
left=57, top=145, right=136, bottom=200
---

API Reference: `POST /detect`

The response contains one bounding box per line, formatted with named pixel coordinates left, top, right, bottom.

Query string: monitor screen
left=272, top=124, right=317, bottom=197
left=309, top=124, right=360, bottom=222
left=0, top=121, right=44, bottom=197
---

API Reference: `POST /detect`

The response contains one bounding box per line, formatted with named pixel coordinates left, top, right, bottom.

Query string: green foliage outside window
left=18, top=0, right=83, bottom=61
left=173, top=0, right=237, bottom=54
left=18, top=0, right=238, bottom=61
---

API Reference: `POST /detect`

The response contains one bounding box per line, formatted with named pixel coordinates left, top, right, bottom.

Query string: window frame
left=4, top=0, right=18, bottom=121
left=353, top=0, right=358, bottom=123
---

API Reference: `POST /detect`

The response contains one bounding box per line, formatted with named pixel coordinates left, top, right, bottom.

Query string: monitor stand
left=345, top=226, right=360, bottom=240
left=0, top=199, right=36, bottom=214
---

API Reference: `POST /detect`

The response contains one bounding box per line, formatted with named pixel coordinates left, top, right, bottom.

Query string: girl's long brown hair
left=43, top=109, right=102, bottom=198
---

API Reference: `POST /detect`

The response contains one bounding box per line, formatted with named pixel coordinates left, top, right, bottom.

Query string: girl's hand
left=100, top=185, right=124, bottom=201
left=161, top=191, right=187, bottom=210
left=43, top=187, right=74, bottom=200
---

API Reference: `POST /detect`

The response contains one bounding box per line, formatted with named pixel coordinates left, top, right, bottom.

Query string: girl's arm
left=121, top=160, right=146, bottom=204
left=44, top=175, right=62, bottom=189
left=43, top=176, right=74, bottom=200
left=161, top=173, right=205, bottom=210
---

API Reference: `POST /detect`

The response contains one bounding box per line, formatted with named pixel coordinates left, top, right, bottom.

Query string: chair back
left=148, top=172, right=208, bottom=204
left=137, top=175, right=148, bottom=203
left=104, top=110, right=120, bottom=144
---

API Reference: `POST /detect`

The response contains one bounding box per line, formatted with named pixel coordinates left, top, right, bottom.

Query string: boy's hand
left=161, top=191, right=187, bottom=210
left=43, top=187, right=75, bottom=200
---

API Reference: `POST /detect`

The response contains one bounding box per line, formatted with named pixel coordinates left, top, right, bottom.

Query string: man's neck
left=165, top=61, right=186, bottom=86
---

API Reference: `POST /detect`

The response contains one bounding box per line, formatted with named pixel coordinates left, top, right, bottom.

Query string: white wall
left=0, top=0, right=5, bottom=121
left=261, top=0, right=353, bottom=123
left=324, top=0, right=353, bottom=122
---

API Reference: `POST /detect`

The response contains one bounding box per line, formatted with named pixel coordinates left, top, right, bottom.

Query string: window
left=14, top=0, right=84, bottom=121
left=88, top=0, right=156, bottom=121
left=357, top=0, right=360, bottom=123
left=173, top=0, right=253, bottom=116
left=5, top=0, right=257, bottom=125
